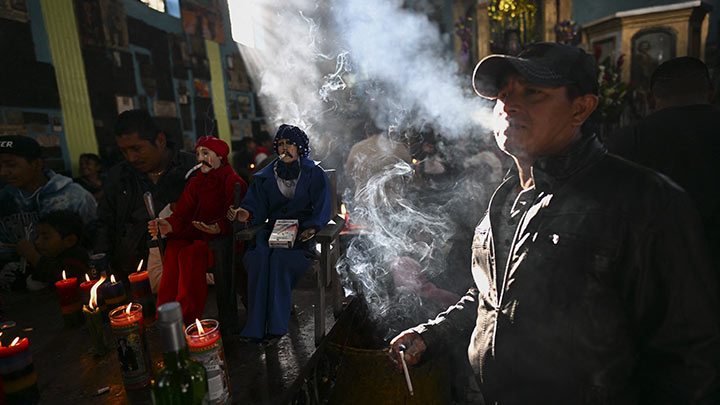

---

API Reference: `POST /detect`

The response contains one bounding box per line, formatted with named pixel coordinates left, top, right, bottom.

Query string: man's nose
left=500, top=93, right=520, bottom=115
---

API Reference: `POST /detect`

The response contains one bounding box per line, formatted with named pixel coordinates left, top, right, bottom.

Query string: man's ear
left=62, top=234, right=78, bottom=249
left=571, top=94, right=599, bottom=127
left=154, top=132, right=167, bottom=150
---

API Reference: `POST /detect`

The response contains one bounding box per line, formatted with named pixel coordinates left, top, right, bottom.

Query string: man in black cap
left=389, top=43, right=720, bottom=403
left=0, top=135, right=96, bottom=290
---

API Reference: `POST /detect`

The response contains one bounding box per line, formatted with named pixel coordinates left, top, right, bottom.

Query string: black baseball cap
left=0, top=135, right=42, bottom=160
left=472, top=42, right=599, bottom=99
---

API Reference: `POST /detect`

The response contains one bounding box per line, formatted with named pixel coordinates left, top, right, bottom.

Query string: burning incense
left=398, top=344, right=414, bottom=396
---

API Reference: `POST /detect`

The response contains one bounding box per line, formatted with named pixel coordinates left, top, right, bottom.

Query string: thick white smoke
left=333, top=0, right=487, bottom=135
left=233, top=0, right=503, bottom=343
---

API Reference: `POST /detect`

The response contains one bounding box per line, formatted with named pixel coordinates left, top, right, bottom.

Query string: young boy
left=17, top=210, right=90, bottom=288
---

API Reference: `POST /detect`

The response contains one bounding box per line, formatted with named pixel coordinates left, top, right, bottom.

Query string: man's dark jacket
left=415, top=134, right=720, bottom=404
left=95, top=149, right=196, bottom=274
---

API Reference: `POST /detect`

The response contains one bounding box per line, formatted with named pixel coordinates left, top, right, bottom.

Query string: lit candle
left=0, top=336, right=39, bottom=403
left=100, top=274, right=128, bottom=317
left=55, top=270, right=83, bottom=327
left=185, top=319, right=231, bottom=404
left=340, top=203, right=349, bottom=232
left=79, top=274, right=97, bottom=306
left=127, top=260, right=155, bottom=321
left=109, top=303, right=151, bottom=390
left=83, top=276, right=109, bottom=356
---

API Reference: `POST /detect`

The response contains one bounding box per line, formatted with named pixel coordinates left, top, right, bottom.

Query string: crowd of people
left=1, top=41, right=719, bottom=402
left=0, top=111, right=329, bottom=344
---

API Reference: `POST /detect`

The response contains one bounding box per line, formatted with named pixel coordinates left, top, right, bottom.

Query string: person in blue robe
left=228, top=125, right=331, bottom=341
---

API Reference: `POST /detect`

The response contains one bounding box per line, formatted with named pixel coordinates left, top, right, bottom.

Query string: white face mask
left=196, top=146, right=222, bottom=173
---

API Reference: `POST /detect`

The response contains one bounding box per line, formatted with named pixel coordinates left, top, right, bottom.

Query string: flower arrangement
left=488, top=0, right=538, bottom=20
left=554, top=20, right=579, bottom=45
left=454, top=16, right=473, bottom=56
left=488, top=0, right=540, bottom=53
left=594, top=50, right=631, bottom=125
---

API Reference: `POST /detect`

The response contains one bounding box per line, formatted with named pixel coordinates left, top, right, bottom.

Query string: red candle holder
left=0, top=337, right=39, bottom=403
left=55, top=272, right=83, bottom=327
left=109, top=303, right=151, bottom=390
left=185, top=319, right=231, bottom=404
left=128, top=270, right=155, bottom=322
left=79, top=276, right=98, bottom=307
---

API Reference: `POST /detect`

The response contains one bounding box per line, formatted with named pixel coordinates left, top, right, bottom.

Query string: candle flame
left=340, top=203, right=347, bottom=215
left=10, top=337, right=19, bottom=346
left=195, top=318, right=205, bottom=335
left=136, top=260, right=143, bottom=272
left=62, top=270, right=67, bottom=280
left=412, top=158, right=418, bottom=164
left=89, top=276, right=106, bottom=309
left=125, top=303, right=133, bottom=315
left=85, top=273, right=90, bottom=282
left=250, top=163, right=255, bottom=169
left=110, top=274, right=116, bottom=283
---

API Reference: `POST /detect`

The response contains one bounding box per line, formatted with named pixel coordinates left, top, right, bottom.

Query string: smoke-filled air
left=231, top=0, right=507, bottom=345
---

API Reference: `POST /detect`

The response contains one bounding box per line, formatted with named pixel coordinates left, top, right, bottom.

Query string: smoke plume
left=234, top=0, right=504, bottom=344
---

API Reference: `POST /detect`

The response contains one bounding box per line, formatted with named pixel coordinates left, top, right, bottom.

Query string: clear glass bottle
left=151, top=302, right=209, bottom=405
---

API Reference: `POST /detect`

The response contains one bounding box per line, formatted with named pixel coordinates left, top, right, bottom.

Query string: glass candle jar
left=185, top=319, right=231, bottom=404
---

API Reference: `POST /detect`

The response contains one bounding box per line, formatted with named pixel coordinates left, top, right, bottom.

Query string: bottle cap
left=158, top=302, right=182, bottom=324
left=157, top=302, right=185, bottom=352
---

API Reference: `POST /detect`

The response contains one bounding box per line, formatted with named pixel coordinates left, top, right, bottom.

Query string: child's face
left=80, top=157, right=100, bottom=177
left=35, top=223, right=73, bottom=258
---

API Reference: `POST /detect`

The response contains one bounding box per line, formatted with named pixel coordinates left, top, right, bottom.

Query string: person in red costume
left=148, top=136, right=247, bottom=324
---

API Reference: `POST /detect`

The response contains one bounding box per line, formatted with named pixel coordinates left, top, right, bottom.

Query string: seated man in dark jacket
left=95, top=110, right=196, bottom=279
left=390, top=43, right=720, bottom=404
left=605, top=57, right=720, bottom=274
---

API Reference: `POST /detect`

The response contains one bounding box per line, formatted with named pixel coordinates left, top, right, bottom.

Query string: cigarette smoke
left=234, top=0, right=505, bottom=344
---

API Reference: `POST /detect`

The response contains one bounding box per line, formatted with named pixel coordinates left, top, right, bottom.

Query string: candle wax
left=128, top=271, right=149, bottom=284
left=0, top=337, right=29, bottom=358
left=83, top=305, right=109, bottom=356
left=55, top=277, right=80, bottom=306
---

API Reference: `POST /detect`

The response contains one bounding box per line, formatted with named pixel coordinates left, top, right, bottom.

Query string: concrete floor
left=1, top=267, right=335, bottom=405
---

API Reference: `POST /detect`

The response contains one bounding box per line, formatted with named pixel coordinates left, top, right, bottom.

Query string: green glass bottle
left=151, top=302, right=209, bottom=405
